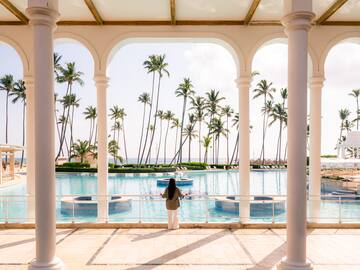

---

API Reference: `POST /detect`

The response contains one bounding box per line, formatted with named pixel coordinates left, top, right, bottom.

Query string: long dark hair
left=167, top=178, right=176, bottom=200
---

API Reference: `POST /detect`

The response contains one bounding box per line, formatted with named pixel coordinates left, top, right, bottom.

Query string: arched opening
left=323, top=38, right=360, bottom=157
left=250, top=38, right=314, bottom=195
left=0, top=41, right=24, bottom=152
left=106, top=38, right=239, bottom=167
left=53, top=38, right=96, bottom=195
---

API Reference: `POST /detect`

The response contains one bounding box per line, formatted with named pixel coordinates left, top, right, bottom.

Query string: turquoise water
left=0, top=170, right=358, bottom=223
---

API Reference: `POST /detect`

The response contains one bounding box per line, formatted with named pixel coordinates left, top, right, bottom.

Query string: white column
left=236, top=75, right=251, bottom=223
left=309, top=76, right=324, bottom=222
left=278, top=1, right=314, bottom=270
left=0, top=151, right=2, bottom=184
left=24, top=76, right=35, bottom=222
left=26, top=1, right=64, bottom=269
left=95, top=75, right=109, bottom=222
left=24, top=76, right=35, bottom=195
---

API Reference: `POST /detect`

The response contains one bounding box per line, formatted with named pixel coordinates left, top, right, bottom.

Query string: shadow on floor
left=0, top=229, right=75, bottom=250
left=131, top=230, right=169, bottom=242
left=125, top=230, right=228, bottom=270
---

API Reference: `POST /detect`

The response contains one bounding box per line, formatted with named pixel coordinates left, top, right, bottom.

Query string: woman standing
left=161, top=178, right=186, bottom=229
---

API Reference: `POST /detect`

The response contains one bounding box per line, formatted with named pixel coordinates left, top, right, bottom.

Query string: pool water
left=0, top=170, right=358, bottom=223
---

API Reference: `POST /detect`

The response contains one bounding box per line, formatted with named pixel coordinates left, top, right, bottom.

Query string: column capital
left=94, top=75, right=110, bottom=88
left=281, top=11, right=315, bottom=33
left=23, top=75, right=34, bottom=85
left=310, top=76, right=325, bottom=89
left=26, top=1, right=59, bottom=28
left=235, top=76, right=251, bottom=89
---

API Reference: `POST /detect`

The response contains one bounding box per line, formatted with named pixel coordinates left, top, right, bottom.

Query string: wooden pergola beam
left=83, top=0, right=103, bottom=25
left=0, top=0, right=28, bottom=24
left=317, top=0, right=348, bottom=25
left=244, top=0, right=261, bottom=25
left=170, top=0, right=176, bottom=25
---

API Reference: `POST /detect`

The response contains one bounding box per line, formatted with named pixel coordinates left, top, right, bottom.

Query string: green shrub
left=56, top=167, right=96, bottom=173
left=61, top=162, right=90, bottom=168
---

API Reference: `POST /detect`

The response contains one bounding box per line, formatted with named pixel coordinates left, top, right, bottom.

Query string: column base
left=277, top=258, right=313, bottom=270
left=28, top=257, right=65, bottom=270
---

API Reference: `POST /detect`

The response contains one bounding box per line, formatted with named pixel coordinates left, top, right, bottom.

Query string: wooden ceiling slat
left=83, top=0, right=103, bottom=25
left=0, top=0, right=28, bottom=24
left=317, top=0, right=348, bottom=25
left=170, top=0, right=176, bottom=25
left=244, top=0, right=261, bottom=25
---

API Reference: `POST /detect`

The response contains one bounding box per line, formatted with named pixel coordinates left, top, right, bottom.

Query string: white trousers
left=167, top=209, right=179, bottom=229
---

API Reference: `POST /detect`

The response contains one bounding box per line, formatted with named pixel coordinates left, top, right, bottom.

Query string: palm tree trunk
left=230, top=132, right=239, bottom=165
left=137, top=104, right=147, bottom=163
left=174, top=127, right=179, bottom=157
left=260, top=95, right=267, bottom=163
left=178, top=98, right=187, bottom=163
left=21, top=103, right=25, bottom=168
left=279, top=121, right=283, bottom=164
left=145, top=74, right=162, bottom=164
left=198, top=121, right=202, bottom=163
left=55, top=83, right=71, bottom=160
left=155, top=119, right=163, bottom=165
left=356, top=98, right=359, bottom=130
left=122, top=120, right=128, bottom=163
left=140, top=72, right=156, bottom=164
left=94, top=122, right=98, bottom=145
left=113, top=119, right=116, bottom=141
left=188, top=137, right=191, bottom=162
left=5, top=92, right=9, bottom=164
left=69, top=104, right=76, bottom=161
left=226, top=116, right=229, bottom=164
left=217, top=136, right=220, bottom=164
left=164, top=120, right=170, bottom=164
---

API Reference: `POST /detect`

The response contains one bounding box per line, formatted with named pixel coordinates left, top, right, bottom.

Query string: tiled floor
left=0, top=228, right=359, bottom=269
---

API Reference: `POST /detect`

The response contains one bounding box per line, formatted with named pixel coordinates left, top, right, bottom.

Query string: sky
left=0, top=40, right=360, bottom=161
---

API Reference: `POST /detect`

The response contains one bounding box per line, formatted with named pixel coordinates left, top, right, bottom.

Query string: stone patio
left=0, top=228, right=359, bottom=269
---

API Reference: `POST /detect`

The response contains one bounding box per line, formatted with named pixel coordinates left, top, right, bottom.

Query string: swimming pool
left=0, top=170, right=358, bottom=223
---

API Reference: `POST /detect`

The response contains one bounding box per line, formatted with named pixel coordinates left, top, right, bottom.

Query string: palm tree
left=118, top=108, right=128, bottom=163
left=10, top=80, right=26, bottom=167
left=137, top=92, right=150, bottom=163
left=55, top=62, right=84, bottom=161
left=230, top=113, right=239, bottom=165
left=338, top=108, right=351, bottom=144
left=0, top=74, right=15, bottom=151
left=155, top=110, right=165, bottom=164
left=269, top=103, right=287, bottom=164
left=205, top=89, right=225, bottom=163
left=202, top=136, right=212, bottom=163
left=175, top=78, right=195, bottom=163
left=253, top=79, right=276, bottom=164
left=139, top=55, right=159, bottom=164
left=111, top=121, right=122, bottom=147
left=163, top=110, right=175, bottom=164
left=171, top=118, right=180, bottom=157
left=53, top=53, right=62, bottom=77
left=71, top=140, right=92, bottom=163
left=221, top=105, right=234, bottom=164
left=183, top=123, right=198, bottom=162
left=145, top=54, right=170, bottom=164
left=108, top=139, right=123, bottom=165
left=60, top=94, right=80, bottom=159
left=109, top=105, right=122, bottom=140
left=209, top=117, right=228, bottom=164
left=83, top=106, right=97, bottom=145
left=190, top=96, right=206, bottom=162
left=349, top=89, right=360, bottom=130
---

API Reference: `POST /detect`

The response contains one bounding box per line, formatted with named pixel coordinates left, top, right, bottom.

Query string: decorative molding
left=0, top=0, right=28, bottom=23
left=244, top=0, right=261, bottom=25
left=170, top=0, right=176, bottom=25
left=317, top=0, right=348, bottom=25
left=83, top=0, right=103, bottom=25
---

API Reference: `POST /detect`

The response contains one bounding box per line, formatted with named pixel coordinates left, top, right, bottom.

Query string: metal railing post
left=72, top=197, right=75, bottom=224
left=272, top=197, right=275, bottom=224
left=139, top=195, right=142, bottom=224
left=339, top=196, right=342, bottom=224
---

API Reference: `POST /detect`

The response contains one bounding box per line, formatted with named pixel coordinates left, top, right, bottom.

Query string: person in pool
left=160, top=178, right=187, bottom=230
